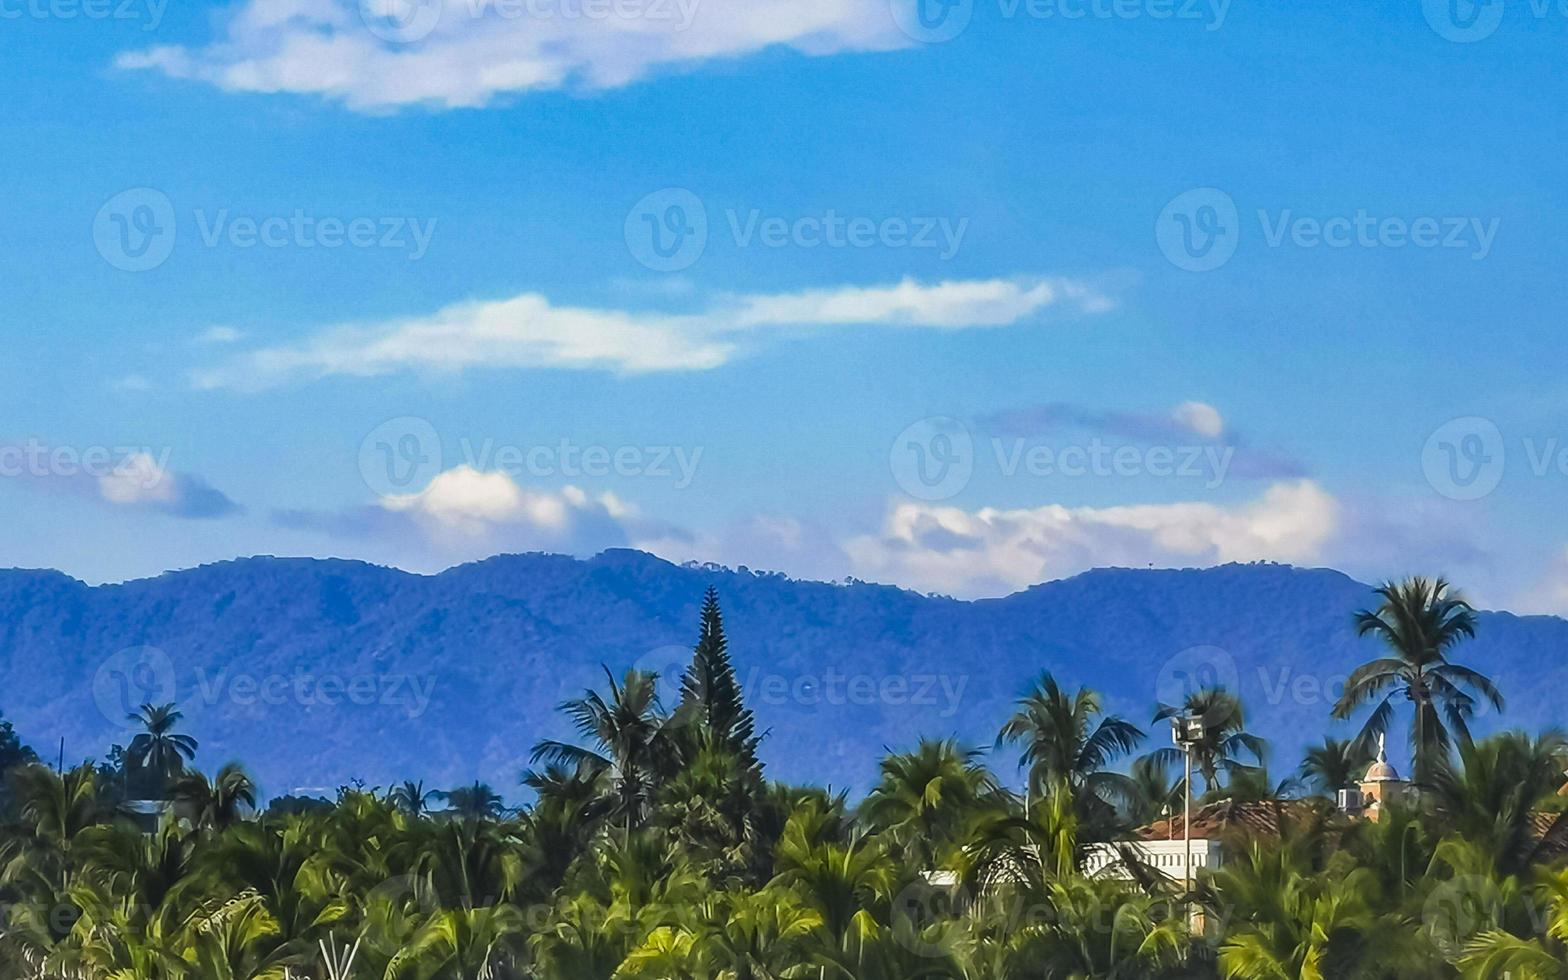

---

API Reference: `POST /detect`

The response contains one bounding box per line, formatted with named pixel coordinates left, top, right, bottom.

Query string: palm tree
left=1213, top=841, right=1389, bottom=979
left=1127, top=753, right=1179, bottom=827
left=437, top=782, right=505, bottom=820
left=125, top=702, right=198, bottom=791
left=1426, top=730, right=1568, bottom=876
left=1332, top=577, right=1504, bottom=783
left=1149, top=688, right=1266, bottom=794
left=388, top=779, right=438, bottom=816
left=859, top=738, right=1002, bottom=870
left=168, top=762, right=256, bottom=831
left=1298, top=737, right=1371, bottom=796
left=531, top=667, right=680, bottom=836
left=995, top=672, right=1145, bottom=815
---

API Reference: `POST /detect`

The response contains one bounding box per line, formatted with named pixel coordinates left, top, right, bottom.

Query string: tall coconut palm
left=531, top=667, right=680, bottom=835
left=859, top=738, right=1002, bottom=871
left=437, top=782, right=505, bottom=821
left=1426, top=730, right=1568, bottom=876
left=125, top=702, right=198, bottom=790
left=1149, top=688, right=1266, bottom=794
left=1298, top=737, right=1371, bottom=796
left=995, top=672, right=1145, bottom=814
left=168, top=762, right=256, bottom=832
left=388, top=780, right=438, bottom=816
left=1127, top=753, right=1180, bottom=828
left=1332, top=577, right=1504, bottom=784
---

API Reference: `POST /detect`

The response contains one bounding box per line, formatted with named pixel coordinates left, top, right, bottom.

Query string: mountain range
left=1, top=550, right=1562, bottom=801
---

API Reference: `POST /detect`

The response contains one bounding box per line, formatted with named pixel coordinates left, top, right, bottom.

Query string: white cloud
left=112, top=374, right=155, bottom=393
left=841, top=480, right=1341, bottom=597
left=193, top=276, right=1105, bottom=390
left=92, top=452, right=244, bottom=519
left=97, top=453, right=181, bottom=508
left=1173, top=400, right=1224, bottom=439
left=383, top=465, right=583, bottom=536
left=289, top=464, right=643, bottom=556
left=196, top=326, right=245, bottom=345
left=116, top=0, right=905, bottom=112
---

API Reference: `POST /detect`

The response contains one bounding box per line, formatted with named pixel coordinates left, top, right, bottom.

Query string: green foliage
left=3, top=581, right=1566, bottom=980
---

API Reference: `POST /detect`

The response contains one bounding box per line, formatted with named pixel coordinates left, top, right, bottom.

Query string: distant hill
left=0, top=551, right=1561, bottom=801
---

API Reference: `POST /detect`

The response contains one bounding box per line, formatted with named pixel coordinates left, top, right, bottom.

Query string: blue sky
left=3, top=0, right=1567, bottom=610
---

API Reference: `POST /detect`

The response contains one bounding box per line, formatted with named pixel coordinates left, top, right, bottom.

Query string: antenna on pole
left=57, top=737, right=64, bottom=775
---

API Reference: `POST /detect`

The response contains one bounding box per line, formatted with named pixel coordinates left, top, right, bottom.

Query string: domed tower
left=1358, top=734, right=1408, bottom=820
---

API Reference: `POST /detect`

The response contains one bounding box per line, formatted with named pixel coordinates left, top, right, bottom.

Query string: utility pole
left=1171, top=711, right=1203, bottom=896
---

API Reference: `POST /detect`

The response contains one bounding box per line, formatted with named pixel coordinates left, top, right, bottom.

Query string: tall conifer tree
left=678, top=587, right=759, bottom=769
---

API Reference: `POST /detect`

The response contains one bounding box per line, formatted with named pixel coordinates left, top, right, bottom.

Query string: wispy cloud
left=194, top=276, right=1108, bottom=390
left=977, top=400, right=1309, bottom=480
left=94, top=453, right=243, bottom=519
left=195, top=326, right=245, bottom=345
left=116, top=0, right=905, bottom=112
left=3, top=443, right=243, bottom=520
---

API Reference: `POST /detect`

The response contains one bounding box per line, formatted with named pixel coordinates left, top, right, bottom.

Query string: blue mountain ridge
left=0, top=550, right=1561, bottom=802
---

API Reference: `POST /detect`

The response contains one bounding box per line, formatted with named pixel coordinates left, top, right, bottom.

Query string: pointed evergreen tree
left=678, top=588, right=760, bottom=770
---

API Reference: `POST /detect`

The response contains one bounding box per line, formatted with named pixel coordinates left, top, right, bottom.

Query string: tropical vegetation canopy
left=0, top=577, right=1563, bottom=979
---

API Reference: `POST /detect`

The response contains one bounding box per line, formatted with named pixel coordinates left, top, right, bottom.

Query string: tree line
left=0, top=579, right=1564, bottom=978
